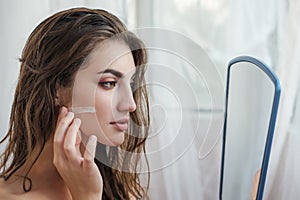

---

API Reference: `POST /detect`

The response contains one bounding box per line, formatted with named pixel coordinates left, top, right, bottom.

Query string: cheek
left=75, top=90, right=113, bottom=142
left=72, top=81, right=96, bottom=108
left=95, top=90, right=113, bottom=124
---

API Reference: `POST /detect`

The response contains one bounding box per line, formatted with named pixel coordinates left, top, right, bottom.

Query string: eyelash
left=98, top=78, right=136, bottom=90
left=98, top=81, right=117, bottom=89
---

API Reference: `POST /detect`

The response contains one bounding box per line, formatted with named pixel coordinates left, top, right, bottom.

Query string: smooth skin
left=53, top=107, right=102, bottom=200
left=0, top=108, right=102, bottom=200
left=72, top=40, right=137, bottom=146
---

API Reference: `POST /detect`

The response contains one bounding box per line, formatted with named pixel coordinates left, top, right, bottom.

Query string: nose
left=127, top=94, right=137, bottom=112
left=116, top=85, right=137, bottom=113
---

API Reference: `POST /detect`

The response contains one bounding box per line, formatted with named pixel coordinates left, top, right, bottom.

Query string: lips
left=110, top=118, right=129, bottom=131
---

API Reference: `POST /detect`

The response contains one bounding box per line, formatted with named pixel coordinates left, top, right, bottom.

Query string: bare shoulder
left=0, top=179, right=50, bottom=200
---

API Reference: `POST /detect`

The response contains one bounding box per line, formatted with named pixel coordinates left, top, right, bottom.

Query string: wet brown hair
left=0, top=7, right=150, bottom=199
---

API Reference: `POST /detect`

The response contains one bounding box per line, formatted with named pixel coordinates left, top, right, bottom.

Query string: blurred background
left=0, top=0, right=299, bottom=199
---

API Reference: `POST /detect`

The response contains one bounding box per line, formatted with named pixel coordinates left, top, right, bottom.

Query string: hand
left=53, top=107, right=103, bottom=200
left=251, top=169, right=261, bottom=200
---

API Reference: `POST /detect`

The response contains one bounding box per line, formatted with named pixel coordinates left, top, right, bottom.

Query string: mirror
left=219, top=56, right=281, bottom=200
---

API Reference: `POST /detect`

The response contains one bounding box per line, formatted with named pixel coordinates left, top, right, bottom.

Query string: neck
left=28, top=138, right=61, bottom=183
left=6, top=135, right=68, bottom=195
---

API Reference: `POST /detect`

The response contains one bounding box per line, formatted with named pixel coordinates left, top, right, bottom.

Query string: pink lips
left=110, top=118, right=129, bottom=131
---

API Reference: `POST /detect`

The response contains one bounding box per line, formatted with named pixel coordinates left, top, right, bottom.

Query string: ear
left=55, top=84, right=72, bottom=107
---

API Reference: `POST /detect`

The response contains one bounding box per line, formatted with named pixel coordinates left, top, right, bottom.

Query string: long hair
left=0, top=7, right=150, bottom=199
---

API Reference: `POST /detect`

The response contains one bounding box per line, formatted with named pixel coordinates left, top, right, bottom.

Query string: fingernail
left=60, top=106, right=67, bottom=115
left=68, top=111, right=74, bottom=118
left=90, top=135, right=97, bottom=142
left=75, top=118, right=81, bottom=126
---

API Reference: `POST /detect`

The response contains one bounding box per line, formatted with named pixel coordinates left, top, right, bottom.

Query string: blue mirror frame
left=219, top=56, right=281, bottom=200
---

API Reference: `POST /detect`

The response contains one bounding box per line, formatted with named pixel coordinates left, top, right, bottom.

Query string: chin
left=98, top=132, right=125, bottom=146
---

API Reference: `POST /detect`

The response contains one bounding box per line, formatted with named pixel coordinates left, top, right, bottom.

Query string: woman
left=0, top=7, right=150, bottom=200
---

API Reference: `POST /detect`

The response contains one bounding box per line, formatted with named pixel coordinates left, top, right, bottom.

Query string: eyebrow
left=97, top=69, right=123, bottom=78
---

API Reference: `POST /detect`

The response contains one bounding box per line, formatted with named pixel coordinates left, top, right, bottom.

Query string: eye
left=99, top=81, right=117, bottom=89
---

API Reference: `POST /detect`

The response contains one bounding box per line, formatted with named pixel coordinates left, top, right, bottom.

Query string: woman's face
left=71, top=41, right=137, bottom=146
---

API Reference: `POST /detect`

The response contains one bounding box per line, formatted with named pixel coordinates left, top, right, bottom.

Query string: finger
left=56, top=106, right=68, bottom=126
left=63, top=118, right=81, bottom=161
left=83, top=135, right=97, bottom=168
left=75, top=129, right=82, bottom=146
left=53, top=112, right=75, bottom=160
left=54, top=111, right=74, bottom=143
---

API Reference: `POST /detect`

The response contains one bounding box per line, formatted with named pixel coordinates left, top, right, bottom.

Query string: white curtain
left=0, top=0, right=51, bottom=153
left=264, top=0, right=300, bottom=199
left=138, top=0, right=300, bottom=199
